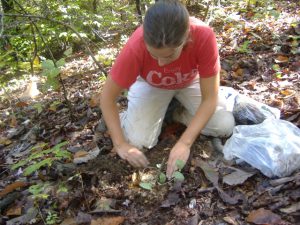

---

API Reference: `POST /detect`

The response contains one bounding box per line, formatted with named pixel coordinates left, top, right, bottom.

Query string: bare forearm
left=100, top=100, right=127, bottom=147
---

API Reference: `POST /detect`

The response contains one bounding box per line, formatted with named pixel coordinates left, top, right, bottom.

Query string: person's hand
left=166, top=141, right=190, bottom=178
left=115, top=142, right=149, bottom=168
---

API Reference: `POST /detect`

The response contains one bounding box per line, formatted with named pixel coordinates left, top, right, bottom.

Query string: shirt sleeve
left=196, top=28, right=220, bottom=77
left=110, top=31, right=143, bottom=89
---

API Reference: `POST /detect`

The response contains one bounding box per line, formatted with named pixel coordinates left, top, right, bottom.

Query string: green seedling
left=11, top=141, right=71, bottom=176
left=139, top=159, right=185, bottom=191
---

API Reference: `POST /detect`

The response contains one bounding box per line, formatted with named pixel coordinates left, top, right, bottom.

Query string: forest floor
left=0, top=1, right=300, bottom=225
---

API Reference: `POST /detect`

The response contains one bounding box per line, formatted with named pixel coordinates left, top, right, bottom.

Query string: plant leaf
left=175, top=159, right=185, bottom=171
left=172, top=171, right=184, bottom=182
left=24, top=158, right=52, bottom=176
left=63, top=47, right=73, bottom=56
left=56, top=58, right=66, bottom=68
left=139, top=182, right=152, bottom=190
left=159, top=173, right=166, bottom=184
left=41, top=60, right=55, bottom=69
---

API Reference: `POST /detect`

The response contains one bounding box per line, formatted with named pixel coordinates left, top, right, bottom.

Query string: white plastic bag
left=223, top=119, right=300, bottom=178
left=233, top=95, right=280, bottom=125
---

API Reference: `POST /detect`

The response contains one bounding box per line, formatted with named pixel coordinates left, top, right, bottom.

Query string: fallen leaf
left=275, top=55, right=289, bottom=63
left=76, top=211, right=92, bottom=224
left=280, top=202, right=300, bottom=214
left=195, top=159, right=219, bottom=186
left=161, top=192, right=180, bottom=208
left=91, top=216, right=125, bottom=225
left=6, top=207, right=38, bottom=225
left=16, top=101, right=29, bottom=107
left=268, top=99, right=284, bottom=109
left=233, top=68, right=244, bottom=79
left=60, top=217, right=77, bottom=225
left=74, top=150, right=88, bottom=158
left=223, top=168, right=254, bottom=185
left=0, top=137, right=12, bottom=146
left=223, top=216, right=238, bottom=225
left=246, top=208, right=282, bottom=224
left=0, top=181, right=28, bottom=198
left=217, top=188, right=243, bottom=205
left=90, top=197, right=120, bottom=214
left=73, top=145, right=101, bottom=164
left=89, top=93, right=101, bottom=107
left=5, top=204, right=22, bottom=216
left=280, top=89, right=295, bottom=97
left=10, top=116, right=17, bottom=127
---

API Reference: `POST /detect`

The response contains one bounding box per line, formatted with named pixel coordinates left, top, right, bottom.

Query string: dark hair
left=143, top=0, right=189, bottom=48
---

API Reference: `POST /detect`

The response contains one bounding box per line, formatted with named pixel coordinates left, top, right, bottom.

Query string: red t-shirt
left=110, top=17, right=220, bottom=90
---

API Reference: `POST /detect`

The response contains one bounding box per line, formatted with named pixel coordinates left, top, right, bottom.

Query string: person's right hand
left=115, top=142, right=149, bottom=168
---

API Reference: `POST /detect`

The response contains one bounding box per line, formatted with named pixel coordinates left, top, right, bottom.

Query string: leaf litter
left=0, top=1, right=300, bottom=225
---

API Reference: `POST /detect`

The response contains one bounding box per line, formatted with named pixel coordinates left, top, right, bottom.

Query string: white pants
left=120, top=77, right=237, bottom=149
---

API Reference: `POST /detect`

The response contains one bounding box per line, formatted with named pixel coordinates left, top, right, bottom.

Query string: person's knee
left=203, top=110, right=235, bottom=138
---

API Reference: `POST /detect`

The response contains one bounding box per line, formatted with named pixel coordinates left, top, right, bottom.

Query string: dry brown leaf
left=246, top=208, right=281, bottom=224
left=0, top=137, right=12, bottom=146
left=268, top=99, right=284, bottom=109
left=280, top=89, right=295, bottom=97
left=74, top=150, right=88, bottom=158
left=223, top=216, right=238, bottom=225
left=280, top=202, right=300, bottom=214
left=5, top=204, right=22, bottom=216
left=275, top=55, right=289, bottom=63
left=91, top=216, right=125, bottom=225
left=61, top=217, right=77, bottom=225
left=16, top=101, right=29, bottom=107
left=10, top=116, right=17, bottom=127
left=233, top=68, right=244, bottom=79
left=89, top=93, right=101, bottom=108
left=0, top=181, right=28, bottom=198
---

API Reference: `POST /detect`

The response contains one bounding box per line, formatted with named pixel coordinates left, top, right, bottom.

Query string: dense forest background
left=0, top=0, right=299, bottom=225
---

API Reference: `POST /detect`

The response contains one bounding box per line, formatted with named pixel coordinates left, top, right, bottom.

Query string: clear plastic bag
left=223, top=119, right=300, bottom=178
left=233, top=95, right=280, bottom=125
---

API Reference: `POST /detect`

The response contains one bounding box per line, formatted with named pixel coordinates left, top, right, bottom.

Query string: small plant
left=11, top=142, right=71, bottom=176
left=41, top=48, right=72, bottom=91
left=46, top=211, right=59, bottom=225
left=237, top=40, right=251, bottom=53
left=29, top=182, right=51, bottom=199
left=139, top=159, right=185, bottom=191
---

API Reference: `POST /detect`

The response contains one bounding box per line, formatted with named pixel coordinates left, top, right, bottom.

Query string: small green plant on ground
left=46, top=211, right=60, bottom=225
left=11, top=141, right=71, bottom=176
left=139, top=159, right=185, bottom=191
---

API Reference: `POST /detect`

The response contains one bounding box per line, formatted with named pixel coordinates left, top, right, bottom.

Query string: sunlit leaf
left=280, top=89, right=295, bottom=97
left=64, top=47, right=73, bottom=56
left=33, top=56, right=40, bottom=66
left=275, top=55, right=289, bottom=63
left=33, top=103, right=43, bottom=114
left=42, top=60, right=55, bottom=69
left=24, top=158, right=52, bottom=176
left=56, top=58, right=66, bottom=68
left=272, top=64, right=280, bottom=71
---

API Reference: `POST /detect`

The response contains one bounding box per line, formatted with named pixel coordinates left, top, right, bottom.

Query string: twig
left=37, top=205, right=47, bottom=225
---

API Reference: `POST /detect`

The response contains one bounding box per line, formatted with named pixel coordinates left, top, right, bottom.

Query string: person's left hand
left=166, top=141, right=190, bottom=178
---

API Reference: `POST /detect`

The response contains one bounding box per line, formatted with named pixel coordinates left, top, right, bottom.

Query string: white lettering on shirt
left=146, top=69, right=198, bottom=87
